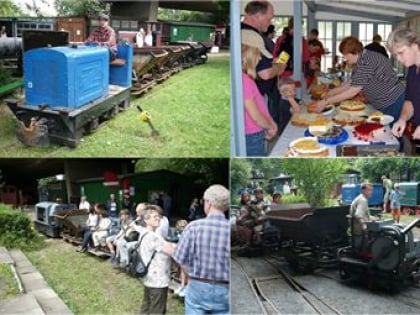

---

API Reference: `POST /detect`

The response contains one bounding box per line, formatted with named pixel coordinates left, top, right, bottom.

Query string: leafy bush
left=0, top=204, right=44, bottom=250
left=0, top=63, right=13, bottom=86
left=282, top=194, right=307, bottom=204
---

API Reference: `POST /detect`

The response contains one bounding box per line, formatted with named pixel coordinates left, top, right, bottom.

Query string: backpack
left=128, top=232, right=156, bottom=278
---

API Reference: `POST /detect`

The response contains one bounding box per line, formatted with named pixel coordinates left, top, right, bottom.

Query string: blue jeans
left=246, top=130, right=265, bottom=156
left=81, top=229, right=92, bottom=250
left=382, top=91, right=405, bottom=123
left=185, top=279, right=229, bottom=315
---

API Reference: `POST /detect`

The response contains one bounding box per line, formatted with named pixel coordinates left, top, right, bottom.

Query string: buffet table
left=269, top=105, right=400, bottom=157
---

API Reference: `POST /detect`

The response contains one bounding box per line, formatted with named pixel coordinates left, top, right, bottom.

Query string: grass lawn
left=24, top=239, right=184, bottom=315
left=0, top=263, right=19, bottom=300
left=0, top=54, right=230, bottom=157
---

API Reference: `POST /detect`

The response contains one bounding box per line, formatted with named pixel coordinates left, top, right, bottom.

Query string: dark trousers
left=140, top=286, right=168, bottom=315
left=81, top=229, right=92, bottom=250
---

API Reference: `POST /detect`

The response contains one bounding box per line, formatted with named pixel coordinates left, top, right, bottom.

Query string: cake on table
left=339, top=100, right=367, bottom=113
left=353, top=122, right=386, bottom=142
left=333, top=112, right=365, bottom=126
left=287, top=137, right=329, bottom=157
left=291, top=113, right=332, bottom=127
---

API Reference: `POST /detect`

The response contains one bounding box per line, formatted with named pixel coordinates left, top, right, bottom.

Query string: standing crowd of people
left=239, top=0, right=420, bottom=156
left=71, top=184, right=230, bottom=315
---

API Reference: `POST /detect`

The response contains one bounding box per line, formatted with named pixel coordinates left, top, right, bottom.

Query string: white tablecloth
left=269, top=106, right=399, bottom=157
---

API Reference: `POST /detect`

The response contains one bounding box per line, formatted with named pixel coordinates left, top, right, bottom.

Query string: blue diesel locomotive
left=5, top=31, right=133, bottom=148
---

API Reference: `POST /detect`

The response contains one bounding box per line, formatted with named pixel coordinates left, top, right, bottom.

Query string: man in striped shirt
left=314, top=36, right=405, bottom=121
left=86, top=14, right=117, bottom=59
left=173, top=184, right=230, bottom=314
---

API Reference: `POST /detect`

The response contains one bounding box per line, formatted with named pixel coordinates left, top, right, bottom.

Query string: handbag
left=124, top=230, right=139, bottom=242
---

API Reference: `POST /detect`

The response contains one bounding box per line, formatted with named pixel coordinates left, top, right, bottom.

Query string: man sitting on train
left=86, top=14, right=117, bottom=60
left=350, top=183, right=379, bottom=254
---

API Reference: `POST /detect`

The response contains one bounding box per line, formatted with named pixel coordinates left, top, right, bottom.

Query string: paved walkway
left=0, top=247, right=72, bottom=315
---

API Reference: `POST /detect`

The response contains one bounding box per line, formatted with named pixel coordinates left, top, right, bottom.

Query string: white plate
left=367, top=114, right=394, bottom=125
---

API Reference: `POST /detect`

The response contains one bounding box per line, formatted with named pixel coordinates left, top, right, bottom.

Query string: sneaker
left=111, top=260, right=120, bottom=268
left=76, top=246, right=86, bottom=253
left=178, top=286, right=186, bottom=298
left=174, top=286, right=183, bottom=295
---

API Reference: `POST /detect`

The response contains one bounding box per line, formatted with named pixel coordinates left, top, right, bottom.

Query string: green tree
left=55, top=0, right=109, bottom=17
left=281, top=159, right=347, bottom=207
left=230, top=159, right=251, bottom=197
left=355, top=157, right=420, bottom=183
left=135, top=158, right=228, bottom=188
left=0, top=0, right=23, bottom=17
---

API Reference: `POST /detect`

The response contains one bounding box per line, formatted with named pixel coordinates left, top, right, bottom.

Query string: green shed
left=165, top=21, right=215, bottom=42
left=75, top=170, right=198, bottom=218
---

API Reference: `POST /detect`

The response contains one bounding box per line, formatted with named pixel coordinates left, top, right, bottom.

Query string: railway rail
left=233, top=253, right=420, bottom=314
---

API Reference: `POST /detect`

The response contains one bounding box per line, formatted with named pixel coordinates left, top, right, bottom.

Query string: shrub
left=0, top=204, right=44, bottom=250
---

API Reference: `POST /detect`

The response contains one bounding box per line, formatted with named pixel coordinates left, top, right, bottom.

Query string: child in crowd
left=390, top=183, right=405, bottom=223
left=271, top=192, right=282, bottom=205
left=241, top=29, right=278, bottom=156
left=278, top=78, right=302, bottom=134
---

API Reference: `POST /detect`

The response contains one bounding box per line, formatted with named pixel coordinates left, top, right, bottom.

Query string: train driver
left=86, top=14, right=117, bottom=60
left=350, top=183, right=378, bottom=252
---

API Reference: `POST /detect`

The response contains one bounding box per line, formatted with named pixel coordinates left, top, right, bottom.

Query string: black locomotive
left=249, top=203, right=420, bottom=291
left=338, top=218, right=420, bottom=291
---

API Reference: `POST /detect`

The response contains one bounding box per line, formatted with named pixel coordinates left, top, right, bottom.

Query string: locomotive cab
left=34, top=202, right=78, bottom=238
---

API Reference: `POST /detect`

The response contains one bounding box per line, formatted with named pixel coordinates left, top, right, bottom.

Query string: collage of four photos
left=0, top=0, right=420, bottom=314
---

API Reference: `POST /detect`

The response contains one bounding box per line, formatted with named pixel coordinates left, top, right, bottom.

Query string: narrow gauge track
left=231, top=256, right=280, bottom=315
left=263, top=255, right=344, bottom=315
left=268, top=256, right=420, bottom=312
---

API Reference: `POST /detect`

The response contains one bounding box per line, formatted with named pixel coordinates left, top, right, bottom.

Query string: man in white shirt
left=79, top=195, right=90, bottom=210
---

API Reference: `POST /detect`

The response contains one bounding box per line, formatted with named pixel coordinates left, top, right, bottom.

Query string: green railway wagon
left=166, top=21, right=214, bottom=43
left=76, top=170, right=197, bottom=218
left=398, top=182, right=420, bottom=215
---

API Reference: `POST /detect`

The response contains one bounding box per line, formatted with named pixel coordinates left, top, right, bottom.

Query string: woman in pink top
left=242, top=29, right=277, bottom=156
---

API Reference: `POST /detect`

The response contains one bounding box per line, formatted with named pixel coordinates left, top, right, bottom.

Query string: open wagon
left=265, top=205, right=350, bottom=271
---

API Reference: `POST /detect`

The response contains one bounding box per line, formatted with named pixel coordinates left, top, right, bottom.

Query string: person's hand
left=412, top=126, right=420, bottom=140
left=313, top=99, right=327, bottom=113
left=273, top=62, right=287, bottom=75
left=391, top=119, right=407, bottom=137
left=265, top=123, right=278, bottom=140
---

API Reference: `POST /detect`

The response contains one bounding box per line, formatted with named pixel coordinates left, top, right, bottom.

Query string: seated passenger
left=77, top=205, right=99, bottom=252
left=118, top=203, right=147, bottom=268
left=106, top=209, right=132, bottom=266
left=92, top=204, right=112, bottom=250
left=271, top=192, right=282, bottom=205
left=86, top=14, right=117, bottom=60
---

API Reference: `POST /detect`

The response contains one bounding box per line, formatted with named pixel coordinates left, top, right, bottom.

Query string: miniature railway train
left=237, top=203, right=420, bottom=291
left=1, top=27, right=213, bottom=147
left=34, top=202, right=183, bottom=280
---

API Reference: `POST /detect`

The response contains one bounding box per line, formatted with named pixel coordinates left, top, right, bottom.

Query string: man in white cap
left=86, top=13, right=117, bottom=59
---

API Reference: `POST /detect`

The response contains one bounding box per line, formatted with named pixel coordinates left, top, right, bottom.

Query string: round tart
left=333, top=112, right=365, bottom=126
left=307, top=103, right=334, bottom=114
left=291, top=113, right=332, bottom=127
left=339, top=100, right=367, bottom=112
left=288, top=137, right=329, bottom=157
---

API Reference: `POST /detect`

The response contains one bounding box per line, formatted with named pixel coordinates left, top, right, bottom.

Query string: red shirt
left=87, top=25, right=117, bottom=51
